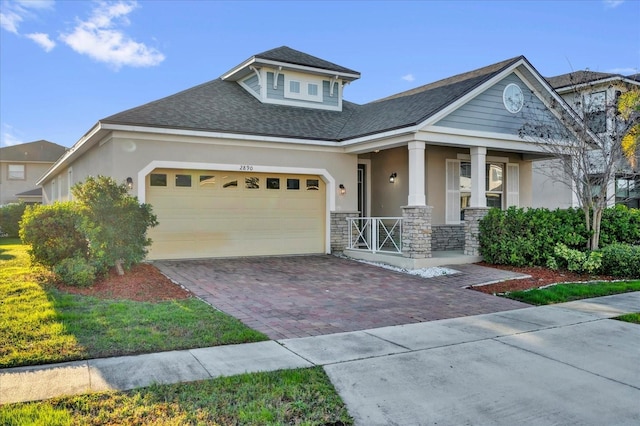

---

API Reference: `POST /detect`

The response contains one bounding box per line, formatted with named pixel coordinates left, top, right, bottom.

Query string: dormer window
left=284, top=74, right=323, bottom=103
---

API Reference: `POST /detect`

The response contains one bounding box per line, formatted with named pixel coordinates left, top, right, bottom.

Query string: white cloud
left=1, top=124, right=25, bottom=147
left=0, top=0, right=54, bottom=34
left=604, top=0, right=624, bottom=8
left=0, top=10, right=22, bottom=33
left=60, top=1, right=165, bottom=70
left=26, top=32, right=55, bottom=51
left=402, top=73, right=415, bottom=82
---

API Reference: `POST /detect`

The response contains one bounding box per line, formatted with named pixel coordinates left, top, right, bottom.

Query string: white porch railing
left=347, top=217, right=403, bottom=254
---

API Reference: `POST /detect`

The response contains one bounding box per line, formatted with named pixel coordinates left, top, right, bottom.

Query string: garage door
left=146, top=169, right=326, bottom=259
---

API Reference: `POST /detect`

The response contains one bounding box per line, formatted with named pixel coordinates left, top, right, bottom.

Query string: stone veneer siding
left=330, top=211, right=359, bottom=253
left=401, top=205, right=432, bottom=259
left=432, top=224, right=465, bottom=251
left=464, top=207, right=490, bottom=256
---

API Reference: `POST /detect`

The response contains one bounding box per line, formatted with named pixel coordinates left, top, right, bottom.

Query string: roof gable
left=254, top=46, right=359, bottom=75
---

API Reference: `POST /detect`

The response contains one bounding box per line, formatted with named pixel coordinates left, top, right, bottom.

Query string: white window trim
left=284, top=74, right=323, bottom=103
left=8, top=164, right=25, bottom=180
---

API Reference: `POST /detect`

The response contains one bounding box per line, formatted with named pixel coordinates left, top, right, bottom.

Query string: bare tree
left=519, top=72, right=639, bottom=250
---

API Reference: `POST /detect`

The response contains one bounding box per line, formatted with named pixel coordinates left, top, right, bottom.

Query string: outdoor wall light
left=126, top=177, right=134, bottom=190
left=389, top=172, right=397, bottom=183
left=339, top=184, right=346, bottom=195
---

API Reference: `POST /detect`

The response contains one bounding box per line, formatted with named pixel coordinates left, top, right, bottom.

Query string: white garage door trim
left=136, top=160, right=336, bottom=254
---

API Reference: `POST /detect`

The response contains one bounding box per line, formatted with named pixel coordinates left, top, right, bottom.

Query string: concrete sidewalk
left=2, top=292, right=639, bottom=425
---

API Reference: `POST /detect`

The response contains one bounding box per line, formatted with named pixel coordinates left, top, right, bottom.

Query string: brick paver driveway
left=155, top=256, right=530, bottom=340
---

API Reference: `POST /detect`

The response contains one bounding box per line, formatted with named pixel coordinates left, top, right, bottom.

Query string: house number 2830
left=239, top=165, right=254, bottom=171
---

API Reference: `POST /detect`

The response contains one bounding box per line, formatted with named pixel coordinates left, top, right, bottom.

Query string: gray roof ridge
left=545, top=70, right=631, bottom=88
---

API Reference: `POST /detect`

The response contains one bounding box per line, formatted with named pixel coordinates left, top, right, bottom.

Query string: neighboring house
left=0, top=140, right=67, bottom=206
left=534, top=71, right=640, bottom=209
left=37, top=46, right=587, bottom=267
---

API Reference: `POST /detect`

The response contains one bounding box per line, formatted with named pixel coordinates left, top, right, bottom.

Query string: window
left=266, top=177, right=280, bottom=189
left=287, top=178, right=300, bottom=190
left=245, top=176, right=260, bottom=189
left=199, top=175, right=216, bottom=186
left=175, top=174, right=192, bottom=187
left=616, top=176, right=640, bottom=208
left=585, top=91, right=606, bottom=134
left=284, top=74, right=323, bottom=103
left=306, top=179, right=319, bottom=190
left=446, top=161, right=516, bottom=223
left=150, top=174, right=167, bottom=187
left=222, top=176, right=238, bottom=188
left=8, top=164, right=25, bottom=180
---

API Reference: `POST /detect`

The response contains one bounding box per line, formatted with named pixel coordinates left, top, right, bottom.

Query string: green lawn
left=1, top=239, right=354, bottom=424
left=616, top=313, right=640, bottom=324
left=504, top=280, right=640, bottom=306
left=0, top=239, right=268, bottom=368
left=0, top=367, right=354, bottom=425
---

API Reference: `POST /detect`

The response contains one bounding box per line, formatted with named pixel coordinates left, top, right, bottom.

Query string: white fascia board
left=341, top=126, right=420, bottom=151
left=256, top=58, right=360, bottom=80
left=36, top=123, right=104, bottom=186
left=421, top=126, right=566, bottom=154
left=101, top=123, right=343, bottom=149
left=221, top=57, right=360, bottom=82
left=259, top=96, right=342, bottom=111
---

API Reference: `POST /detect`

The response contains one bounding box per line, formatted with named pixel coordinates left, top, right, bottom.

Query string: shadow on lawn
left=0, top=247, right=16, bottom=260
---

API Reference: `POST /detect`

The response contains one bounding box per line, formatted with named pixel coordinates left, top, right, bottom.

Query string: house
left=533, top=71, right=640, bottom=209
left=36, top=46, right=586, bottom=267
left=0, top=140, right=67, bottom=205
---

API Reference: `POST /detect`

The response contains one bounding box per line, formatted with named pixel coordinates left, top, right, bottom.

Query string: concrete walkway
left=2, top=292, right=639, bottom=425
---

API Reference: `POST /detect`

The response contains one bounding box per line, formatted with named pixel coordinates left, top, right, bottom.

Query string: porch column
left=407, top=141, right=426, bottom=206
left=470, top=146, right=487, bottom=208
left=402, top=205, right=432, bottom=259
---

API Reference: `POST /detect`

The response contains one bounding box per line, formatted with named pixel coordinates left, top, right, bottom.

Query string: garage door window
left=306, top=179, right=319, bottom=190
left=245, top=176, right=260, bottom=189
left=287, top=178, right=300, bottom=190
left=222, top=177, right=238, bottom=188
left=266, top=177, right=280, bottom=189
left=176, top=174, right=192, bottom=187
left=199, top=175, right=216, bottom=187
left=150, top=174, right=167, bottom=187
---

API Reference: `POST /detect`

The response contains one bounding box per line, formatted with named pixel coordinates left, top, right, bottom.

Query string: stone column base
left=464, top=207, right=490, bottom=256
left=401, top=205, right=433, bottom=259
left=330, top=211, right=359, bottom=253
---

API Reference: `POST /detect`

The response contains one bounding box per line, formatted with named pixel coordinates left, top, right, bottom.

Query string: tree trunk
left=115, top=259, right=125, bottom=276
left=591, top=207, right=603, bottom=251
left=583, top=207, right=592, bottom=250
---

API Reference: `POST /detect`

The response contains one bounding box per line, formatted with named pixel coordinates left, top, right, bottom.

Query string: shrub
left=72, top=176, right=158, bottom=274
left=550, top=243, right=602, bottom=274
left=0, top=202, right=27, bottom=237
left=53, top=256, right=97, bottom=287
left=19, top=202, right=88, bottom=268
left=600, top=205, right=640, bottom=246
left=479, top=207, right=588, bottom=266
left=600, top=243, right=640, bottom=278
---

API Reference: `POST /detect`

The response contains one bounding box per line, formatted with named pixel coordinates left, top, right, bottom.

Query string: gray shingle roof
left=0, top=140, right=66, bottom=162
left=101, top=52, right=524, bottom=142
left=546, top=71, right=619, bottom=89
left=254, top=46, right=360, bottom=75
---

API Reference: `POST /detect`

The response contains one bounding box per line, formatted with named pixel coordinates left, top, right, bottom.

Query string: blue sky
left=1, top=0, right=639, bottom=148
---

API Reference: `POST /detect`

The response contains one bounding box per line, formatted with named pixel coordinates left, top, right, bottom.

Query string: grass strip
left=0, top=239, right=267, bottom=368
left=504, top=280, right=640, bottom=305
left=0, top=367, right=353, bottom=426
left=615, top=313, right=640, bottom=324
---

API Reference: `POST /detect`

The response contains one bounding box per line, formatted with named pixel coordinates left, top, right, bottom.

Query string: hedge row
left=479, top=205, right=640, bottom=267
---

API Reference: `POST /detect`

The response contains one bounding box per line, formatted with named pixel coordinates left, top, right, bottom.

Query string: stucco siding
left=108, top=132, right=358, bottom=212
left=0, top=162, right=51, bottom=205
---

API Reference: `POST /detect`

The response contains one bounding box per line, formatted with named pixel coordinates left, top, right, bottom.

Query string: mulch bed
left=53, top=263, right=192, bottom=302
left=52, top=261, right=617, bottom=302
